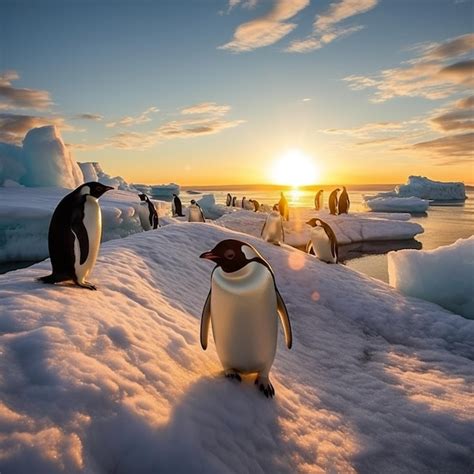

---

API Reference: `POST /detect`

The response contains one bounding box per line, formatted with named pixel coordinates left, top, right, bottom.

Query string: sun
left=270, top=149, right=320, bottom=187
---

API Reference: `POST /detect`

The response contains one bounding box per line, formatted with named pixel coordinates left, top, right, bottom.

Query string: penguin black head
left=200, top=239, right=261, bottom=273
left=173, top=194, right=177, bottom=198
left=138, top=193, right=147, bottom=202
left=306, top=218, right=320, bottom=228
left=80, top=182, right=113, bottom=198
left=190, top=199, right=196, bottom=205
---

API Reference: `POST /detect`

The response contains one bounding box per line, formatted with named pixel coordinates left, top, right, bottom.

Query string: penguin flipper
left=305, top=240, right=314, bottom=254
left=71, top=208, right=89, bottom=265
left=200, top=290, right=212, bottom=350
left=276, top=289, right=292, bottom=349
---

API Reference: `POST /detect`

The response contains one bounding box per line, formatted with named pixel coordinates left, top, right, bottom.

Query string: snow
left=364, top=196, right=430, bottom=213
left=196, top=194, right=229, bottom=219
left=0, top=126, right=83, bottom=188
left=216, top=208, right=424, bottom=247
left=0, top=223, right=472, bottom=473
left=78, top=162, right=136, bottom=192
left=388, top=236, right=474, bottom=319
left=396, top=176, right=466, bottom=201
left=0, top=187, right=170, bottom=262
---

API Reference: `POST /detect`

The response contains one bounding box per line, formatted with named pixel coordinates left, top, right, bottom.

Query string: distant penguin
left=328, top=188, right=340, bottom=215
left=38, top=182, right=113, bottom=290
left=250, top=199, right=260, bottom=212
left=278, top=193, right=289, bottom=221
left=314, top=190, right=323, bottom=211
left=138, top=193, right=159, bottom=230
left=188, top=199, right=205, bottom=222
left=241, top=196, right=247, bottom=209
left=306, top=218, right=338, bottom=263
left=338, top=186, right=350, bottom=214
left=200, top=239, right=292, bottom=398
left=172, top=193, right=185, bottom=217
left=261, top=210, right=285, bottom=245
left=226, top=193, right=232, bottom=207
left=232, top=196, right=237, bottom=207
left=272, top=204, right=279, bottom=211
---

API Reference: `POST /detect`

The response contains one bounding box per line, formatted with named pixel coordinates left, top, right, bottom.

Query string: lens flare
left=271, top=149, right=320, bottom=187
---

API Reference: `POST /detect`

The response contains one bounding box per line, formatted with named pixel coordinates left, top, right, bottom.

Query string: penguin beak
left=104, top=186, right=114, bottom=192
left=200, top=251, right=219, bottom=261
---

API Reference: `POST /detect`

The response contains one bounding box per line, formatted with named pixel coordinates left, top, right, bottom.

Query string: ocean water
left=181, top=184, right=474, bottom=283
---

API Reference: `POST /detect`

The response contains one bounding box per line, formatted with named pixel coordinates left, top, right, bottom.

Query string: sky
left=0, top=0, right=473, bottom=186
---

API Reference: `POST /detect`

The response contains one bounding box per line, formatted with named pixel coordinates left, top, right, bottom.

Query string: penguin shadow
left=83, top=375, right=298, bottom=474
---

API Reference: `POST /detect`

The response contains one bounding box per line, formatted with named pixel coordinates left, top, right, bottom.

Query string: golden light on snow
left=271, top=149, right=320, bottom=187
left=288, top=251, right=305, bottom=271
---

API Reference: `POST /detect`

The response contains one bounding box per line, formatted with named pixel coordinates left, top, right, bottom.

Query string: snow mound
left=0, top=224, right=472, bottom=473
left=78, top=162, right=136, bottom=192
left=196, top=194, right=229, bottom=219
left=396, top=176, right=466, bottom=201
left=364, top=196, right=429, bottom=213
left=216, top=208, right=423, bottom=247
left=0, top=187, right=170, bottom=262
left=388, top=236, right=474, bottom=319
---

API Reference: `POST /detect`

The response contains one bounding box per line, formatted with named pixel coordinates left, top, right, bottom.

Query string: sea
left=181, top=184, right=474, bottom=283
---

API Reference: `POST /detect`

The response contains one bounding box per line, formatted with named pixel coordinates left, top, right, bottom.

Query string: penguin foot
left=255, top=377, right=275, bottom=398
left=77, top=281, right=97, bottom=291
left=224, top=369, right=242, bottom=382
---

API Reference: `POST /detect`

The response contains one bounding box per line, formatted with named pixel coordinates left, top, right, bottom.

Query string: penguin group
left=325, top=186, right=350, bottom=215
left=226, top=193, right=260, bottom=212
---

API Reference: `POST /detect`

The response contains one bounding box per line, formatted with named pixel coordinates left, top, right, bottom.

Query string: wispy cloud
left=286, top=0, right=377, bottom=53
left=0, top=70, right=53, bottom=110
left=219, top=0, right=310, bottom=52
left=344, top=33, right=474, bottom=102
left=180, top=102, right=231, bottom=116
left=106, top=106, right=159, bottom=128
left=410, top=133, right=474, bottom=162
left=73, top=113, right=104, bottom=121
left=430, top=95, right=474, bottom=132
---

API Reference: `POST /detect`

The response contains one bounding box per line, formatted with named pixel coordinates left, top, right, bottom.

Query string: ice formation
left=78, top=161, right=136, bottom=192
left=364, top=196, right=430, bottom=213
left=196, top=194, right=229, bottom=219
left=0, top=224, right=472, bottom=473
left=396, top=176, right=466, bottom=201
left=388, top=236, right=474, bottom=319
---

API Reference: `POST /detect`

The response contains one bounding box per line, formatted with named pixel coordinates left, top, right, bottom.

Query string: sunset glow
left=271, top=150, right=321, bottom=187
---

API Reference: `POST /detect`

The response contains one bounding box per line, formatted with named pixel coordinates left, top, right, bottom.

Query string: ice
left=216, top=207, right=423, bottom=247
left=196, top=194, right=229, bottom=219
left=78, top=162, right=136, bottom=192
left=0, top=126, right=83, bottom=188
left=0, top=187, right=170, bottom=262
left=388, top=236, right=474, bottom=319
left=149, top=183, right=180, bottom=199
left=77, top=162, right=98, bottom=182
left=396, top=176, right=466, bottom=201
left=0, top=223, right=472, bottom=473
left=364, top=196, right=430, bottom=213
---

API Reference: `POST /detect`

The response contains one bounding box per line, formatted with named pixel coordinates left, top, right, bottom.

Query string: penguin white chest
left=262, top=213, right=283, bottom=243
left=189, top=206, right=203, bottom=222
left=311, top=228, right=335, bottom=263
left=210, top=262, right=278, bottom=373
left=74, top=196, right=102, bottom=282
left=138, top=202, right=152, bottom=231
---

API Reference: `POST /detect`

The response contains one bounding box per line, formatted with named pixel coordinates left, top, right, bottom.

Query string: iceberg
left=0, top=224, right=472, bottom=473
left=78, top=162, right=136, bottom=192
left=150, top=183, right=180, bottom=199
left=364, top=196, right=430, bottom=213
left=196, top=194, right=229, bottom=219
left=388, top=236, right=474, bottom=319
left=396, top=176, right=466, bottom=201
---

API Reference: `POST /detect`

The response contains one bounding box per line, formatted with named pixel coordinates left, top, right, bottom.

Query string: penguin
left=250, top=199, right=260, bottom=212
left=305, top=218, right=338, bottom=263
left=200, top=239, right=292, bottom=398
left=226, top=193, right=232, bottom=207
left=172, top=193, right=185, bottom=217
left=328, top=188, right=340, bottom=215
left=338, top=186, right=350, bottom=214
left=314, top=190, right=323, bottom=211
left=188, top=199, right=205, bottom=222
left=278, top=192, right=289, bottom=221
left=261, top=210, right=285, bottom=245
left=38, top=182, right=113, bottom=290
left=241, top=196, right=247, bottom=209
left=232, top=196, right=237, bottom=207
left=138, top=193, right=159, bottom=229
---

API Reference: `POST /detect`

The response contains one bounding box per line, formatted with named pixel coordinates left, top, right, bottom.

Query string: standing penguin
left=314, top=190, right=324, bottom=211
left=278, top=192, right=289, bottom=221
left=306, top=218, right=338, bottom=263
left=241, top=196, right=247, bottom=209
left=250, top=199, right=260, bottom=212
left=226, top=193, right=232, bottom=207
left=172, top=193, right=185, bottom=217
left=38, top=182, right=113, bottom=290
left=232, top=196, right=237, bottom=207
left=200, top=239, right=292, bottom=398
left=261, top=210, right=285, bottom=245
left=188, top=199, right=205, bottom=222
left=138, top=193, right=159, bottom=229
left=328, top=188, right=340, bottom=215
left=338, top=186, right=350, bottom=214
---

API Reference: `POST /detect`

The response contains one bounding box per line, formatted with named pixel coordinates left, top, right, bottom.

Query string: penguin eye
left=224, top=249, right=235, bottom=260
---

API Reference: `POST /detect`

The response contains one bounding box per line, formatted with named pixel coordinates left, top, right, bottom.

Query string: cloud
left=0, top=113, right=74, bottom=144
left=344, top=33, right=474, bottom=102
left=286, top=0, right=377, bottom=53
left=355, top=137, right=399, bottom=146
left=320, top=120, right=406, bottom=137
left=0, top=70, right=52, bottom=110
left=106, top=106, right=159, bottom=128
left=73, top=113, right=104, bottom=121
left=430, top=95, right=474, bottom=132
left=219, top=0, right=310, bottom=52
left=411, top=133, right=474, bottom=160
left=226, top=0, right=258, bottom=13
left=180, top=102, right=231, bottom=116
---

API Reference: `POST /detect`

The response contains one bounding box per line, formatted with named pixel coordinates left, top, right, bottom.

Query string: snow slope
left=0, top=187, right=170, bottom=261
left=388, top=236, right=474, bottom=319
left=216, top=208, right=424, bottom=247
left=0, top=224, right=472, bottom=473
